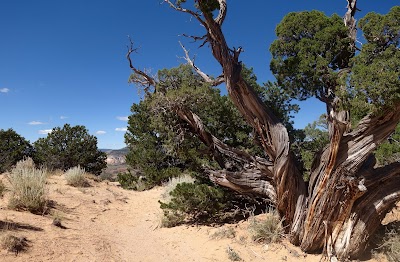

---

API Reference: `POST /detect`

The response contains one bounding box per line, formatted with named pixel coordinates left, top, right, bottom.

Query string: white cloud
left=0, top=88, right=10, bottom=93
left=60, top=116, right=68, bottom=119
left=115, top=127, right=127, bottom=132
left=28, top=121, right=46, bottom=125
left=116, top=116, right=129, bottom=121
left=96, top=130, right=106, bottom=135
left=38, top=129, right=52, bottom=135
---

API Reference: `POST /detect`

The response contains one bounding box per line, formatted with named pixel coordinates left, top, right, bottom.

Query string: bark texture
left=128, top=1, right=400, bottom=260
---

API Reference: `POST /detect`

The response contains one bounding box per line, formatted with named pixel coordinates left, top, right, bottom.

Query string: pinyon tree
left=34, top=124, right=107, bottom=175
left=127, top=1, right=400, bottom=260
left=0, top=129, right=33, bottom=173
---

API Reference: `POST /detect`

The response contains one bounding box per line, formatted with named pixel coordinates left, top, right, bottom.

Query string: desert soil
left=0, top=174, right=390, bottom=262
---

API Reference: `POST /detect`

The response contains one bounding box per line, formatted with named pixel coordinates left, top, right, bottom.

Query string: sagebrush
left=65, top=166, right=90, bottom=187
left=8, top=158, right=48, bottom=213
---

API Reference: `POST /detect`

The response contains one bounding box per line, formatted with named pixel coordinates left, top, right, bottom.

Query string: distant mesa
left=101, top=148, right=128, bottom=165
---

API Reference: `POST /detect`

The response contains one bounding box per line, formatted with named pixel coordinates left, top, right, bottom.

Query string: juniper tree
left=127, top=1, right=400, bottom=259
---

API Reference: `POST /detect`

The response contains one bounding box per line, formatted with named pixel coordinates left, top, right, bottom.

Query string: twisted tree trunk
left=129, top=1, right=400, bottom=260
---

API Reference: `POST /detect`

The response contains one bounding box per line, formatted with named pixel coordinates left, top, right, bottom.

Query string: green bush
left=159, top=182, right=229, bottom=226
left=0, top=129, right=33, bottom=173
left=65, top=166, right=89, bottom=187
left=118, top=167, right=181, bottom=191
left=8, top=158, right=48, bottom=213
left=33, top=124, right=107, bottom=175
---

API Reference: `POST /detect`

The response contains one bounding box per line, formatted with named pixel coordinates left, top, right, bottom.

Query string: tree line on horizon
left=0, top=124, right=107, bottom=175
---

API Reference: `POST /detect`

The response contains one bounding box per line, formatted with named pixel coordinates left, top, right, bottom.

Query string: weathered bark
left=176, top=107, right=277, bottom=202
left=128, top=1, right=400, bottom=260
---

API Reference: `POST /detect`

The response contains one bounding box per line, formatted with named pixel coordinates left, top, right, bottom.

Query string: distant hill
left=102, top=148, right=128, bottom=165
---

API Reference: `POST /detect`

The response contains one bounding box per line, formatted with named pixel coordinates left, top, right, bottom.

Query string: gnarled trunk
left=129, top=0, right=400, bottom=260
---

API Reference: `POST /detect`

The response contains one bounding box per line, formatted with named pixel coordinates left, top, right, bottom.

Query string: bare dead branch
left=126, top=37, right=157, bottom=91
left=164, top=0, right=207, bottom=27
left=179, top=42, right=224, bottom=86
left=215, top=0, right=227, bottom=26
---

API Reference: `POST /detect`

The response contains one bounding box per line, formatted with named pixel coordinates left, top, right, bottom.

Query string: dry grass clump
left=0, top=234, right=28, bottom=254
left=65, top=166, right=90, bottom=187
left=248, top=208, right=284, bottom=244
left=8, top=158, right=48, bottom=213
left=227, top=246, right=242, bottom=261
left=210, top=227, right=236, bottom=240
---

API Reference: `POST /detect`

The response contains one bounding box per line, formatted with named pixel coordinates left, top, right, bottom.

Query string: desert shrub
left=117, top=171, right=139, bottom=190
left=227, top=246, right=242, bottom=261
left=8, top=158, right=48, bottom=213
left=0, top=234, right=28, bottom=254
left=65, top=166, right=89, bottom=187
left=210, top=227, right=236, bottom=240
left=33, top=124, right=107, bottom=175
left=248, top=208, right=284, bottom=243
left=159, top=182, right=229, bottom=226
left=118, top=167, right=181, bottom=191
left=0, top=129, right=33, bottom=173
left=161, top=174, right=195, bottom=202
left=375, top=222, right=400, bottom=262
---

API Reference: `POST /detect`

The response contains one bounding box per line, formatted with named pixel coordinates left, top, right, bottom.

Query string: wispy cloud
left=0, top=88, right=10, bottom=93
left=38, top=129, right=52, bottom=135
left=96, top=130, right=106, bottom=135
left=28, top=121, right=46, bottom=125
left=115, top=127, right=127, bottom=132
left=116, top=116, right=129, bottom=121
left=60, top=116, right=68, bottom=120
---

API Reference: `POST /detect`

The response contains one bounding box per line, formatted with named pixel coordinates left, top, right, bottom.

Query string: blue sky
left=0, top=1, right=398, bottom=149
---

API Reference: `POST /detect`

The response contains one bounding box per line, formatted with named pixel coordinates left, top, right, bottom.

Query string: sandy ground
left=0, top=174, right=391, bottom=262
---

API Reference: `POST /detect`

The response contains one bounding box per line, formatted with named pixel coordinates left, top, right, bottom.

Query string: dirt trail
left=0, top=175, right=387, bottom=262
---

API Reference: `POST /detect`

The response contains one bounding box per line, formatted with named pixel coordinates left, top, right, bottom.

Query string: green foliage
left=299, top=115, right=329, bottom=179
left=159, top=182, right=229, bottom=225
left=270, top=11, right=350, bottom=101
left=125, top=64, right=256, bottom=189
left=345, top=7, right=400, bottom=116
left=33, top=124, right=106, bottom=175
left=0, top=129, right=33, bottom=173
left=176, top=0, right=220, bottom=14
left=117, top=171, right=139, bottom=190
left=375, top=124, right=400, bottom=165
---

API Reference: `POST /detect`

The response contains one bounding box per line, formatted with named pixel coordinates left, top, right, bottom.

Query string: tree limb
left=126, top=37, right=157, bottom=91
left=179, top=42, right=224, bottom=86
left=175, top=106, right=277, bottom=201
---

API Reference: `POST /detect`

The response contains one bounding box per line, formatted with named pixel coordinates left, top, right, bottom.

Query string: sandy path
left=0, top=175, right=385, bottom=262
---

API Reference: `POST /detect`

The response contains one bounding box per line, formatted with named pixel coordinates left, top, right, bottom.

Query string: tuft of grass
left=8, top=158, right=48, bottom=213
left=0, top=234, right=28, bottom=254
left=51, top=210, right=66, bottom=228
left=65, top=166, right=90, bottom=187
left=210, top=227, right=236, bottom=240
left=248, top=208, right=284, bottom=244
left=159, top=210, right=185, bottom=228
left=227, top=246, right=242, bottom=261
